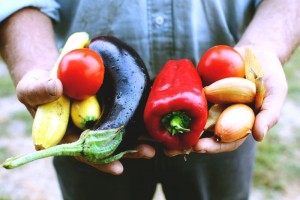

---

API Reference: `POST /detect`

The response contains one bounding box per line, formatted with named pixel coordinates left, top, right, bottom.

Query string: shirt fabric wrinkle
left=0, top=0, right=60, bottom=22
left=0, top=0, right=261, bottom=79
left=148, top=0, right=174, bottom=77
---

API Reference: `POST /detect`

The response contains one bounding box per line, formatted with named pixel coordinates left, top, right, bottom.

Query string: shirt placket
left=147, top=0, right=174, bottom=77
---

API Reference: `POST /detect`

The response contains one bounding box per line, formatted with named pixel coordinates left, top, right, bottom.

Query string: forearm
left=0, top=7, right=59, bottom=85
left=236, top=0, right=300, bottom=64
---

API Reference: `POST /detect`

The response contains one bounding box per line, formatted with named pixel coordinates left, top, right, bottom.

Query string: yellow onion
left=204, top=77, right=256, bottom=104
left=214, top=104, right=255, bottom=142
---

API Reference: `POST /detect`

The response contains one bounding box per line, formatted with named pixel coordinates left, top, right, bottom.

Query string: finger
left=24, top=104, right=37, bottom=117
left=59, top=127, right=81, bottom=144
left=164, top=148, right=193, bottom=157
left=193, top=137, right=247, bottom=154
left=138, top=134, right=156, bottom=142
left=16, top=70, right=63, bottom=108
left=252, top=90, right=286, bottom=141
left=123, top=144, right=156, bottom=159
left=253, top=70, right=287, bottom=141
left=75, top=156, right=124, bottom=175
left=18, top=77, right=62, bottom=107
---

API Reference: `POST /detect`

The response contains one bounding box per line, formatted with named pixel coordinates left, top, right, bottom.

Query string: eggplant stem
left=3, top=127, right=125, bottom=169
left=2, top=141, right=83, bottom=169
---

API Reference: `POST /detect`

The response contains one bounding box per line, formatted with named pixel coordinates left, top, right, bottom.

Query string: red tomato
left=57, top=48, right=104, bottom=100
left=197, top=45, right=244, bottom=86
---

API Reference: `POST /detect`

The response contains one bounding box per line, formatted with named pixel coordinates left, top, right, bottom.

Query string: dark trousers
left=54, top=136, right=256, bottom=200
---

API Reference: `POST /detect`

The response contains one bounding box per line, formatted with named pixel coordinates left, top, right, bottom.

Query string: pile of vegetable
left=143, top=45, right=264, bottom=149
left=199, top=46, right=265, bottom=143
left=198, top=45, right=265, bottom=142
left=3, top=32, right=150, bottom=169
left=2, top=35, right=265, bottom=169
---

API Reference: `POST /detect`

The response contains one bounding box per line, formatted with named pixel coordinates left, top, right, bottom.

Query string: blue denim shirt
left=0, top=0, right=260, bottom=78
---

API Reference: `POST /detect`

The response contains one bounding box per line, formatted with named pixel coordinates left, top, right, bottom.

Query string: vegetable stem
left=2, top=127, right=127, bottom=169
left=161, top=111, right=191, bottom=136
left=3, top=141, right=83, bottom=169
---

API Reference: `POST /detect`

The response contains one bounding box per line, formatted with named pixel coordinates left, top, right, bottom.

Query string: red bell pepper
left=144, top=59, right=208, bottom=150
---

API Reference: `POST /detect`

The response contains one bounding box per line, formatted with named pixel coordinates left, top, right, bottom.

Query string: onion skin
left=214, top=104, right=255, bottom=143
left=204, top=77, right=256, bottom=104
left=204, top=104, right=226, bottom=132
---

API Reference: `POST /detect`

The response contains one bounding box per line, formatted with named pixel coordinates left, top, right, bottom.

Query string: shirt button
left=155, top=16, right=164, bottom=25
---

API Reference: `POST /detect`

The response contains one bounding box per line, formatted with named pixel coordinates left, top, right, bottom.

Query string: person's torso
left=54, top=0, right=260, bottom=78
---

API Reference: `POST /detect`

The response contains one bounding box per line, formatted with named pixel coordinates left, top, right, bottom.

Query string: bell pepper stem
left=161, top=111, right=191, bottom=136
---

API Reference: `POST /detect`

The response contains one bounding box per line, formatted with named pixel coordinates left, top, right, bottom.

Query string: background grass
left=0, top=76, right=15, bottom=97
left=252, top=47, right=300, bottom=198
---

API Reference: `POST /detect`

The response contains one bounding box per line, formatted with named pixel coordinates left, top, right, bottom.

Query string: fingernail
left=196, top=149, right=207, bottom=154
left=164, top=150, right=178, bottom=157
left=142, top=149, right=155, bottom=159
left=111, top=164, right=124, bottom=175
left=168, top=153, right=177, bottom=157
left=47, top=79, right=57, bottom=96
left=137, top=145, right=155, bottom=159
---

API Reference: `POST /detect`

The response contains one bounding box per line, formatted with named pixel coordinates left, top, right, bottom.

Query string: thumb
left=252, top=73, right=287, bottom=141
left=252, top=89, right=286, bottom=141
left=16, top=69, right=63, bottom=108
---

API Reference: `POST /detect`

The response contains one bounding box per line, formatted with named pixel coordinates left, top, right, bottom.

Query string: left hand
left=165, top=47, right=288, bottom=156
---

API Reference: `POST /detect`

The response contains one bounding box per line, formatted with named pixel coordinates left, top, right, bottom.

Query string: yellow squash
left=71, top=95, right=102, bottom=130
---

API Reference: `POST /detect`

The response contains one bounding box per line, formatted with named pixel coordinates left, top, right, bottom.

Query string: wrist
left=11, top=58, right=58, bottom=85
left=235, top=0, right=300, bottom=65
left=235, top=42, right=280, bottom=61
left=234, top=44, right=282, bottom=66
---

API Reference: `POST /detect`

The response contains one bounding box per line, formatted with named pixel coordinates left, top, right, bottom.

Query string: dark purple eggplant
left=89, top=36, right=150, bottom=151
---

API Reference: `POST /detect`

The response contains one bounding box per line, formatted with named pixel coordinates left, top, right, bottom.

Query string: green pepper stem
left=3, top=141, right=83, bottom=169
left=161, top=111, right=191, bottom=136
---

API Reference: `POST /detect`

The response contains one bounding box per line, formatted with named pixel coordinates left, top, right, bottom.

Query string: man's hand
left=75, top=143, right=156, bottom=175
left=61, top=127, right=156, bottom=175
left=16, top=69, right=63, bottom=115
left=16, top=68, right=156, bottom=175
left=165, top=47, right=287, bottom=156
left=235, top=47, right=287, bottom=141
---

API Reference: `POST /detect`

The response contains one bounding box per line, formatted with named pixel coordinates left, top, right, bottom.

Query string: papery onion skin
left=214, top=104, right=255, bottom=143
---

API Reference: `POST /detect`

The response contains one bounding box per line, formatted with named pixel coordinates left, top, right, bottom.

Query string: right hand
left=16, top=69, right=63, bottom=116
left=16, top=69, right=155, bottom=175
